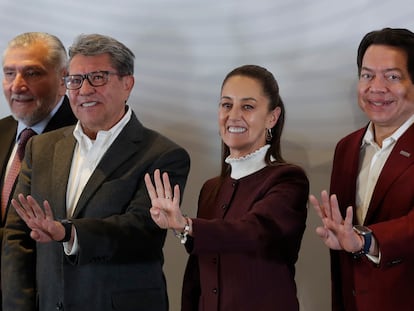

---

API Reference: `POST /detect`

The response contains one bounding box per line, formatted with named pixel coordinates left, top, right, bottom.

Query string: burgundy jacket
left=330, top=123, right=414, bottom=311
left=181, top=164, right=309, bottom=311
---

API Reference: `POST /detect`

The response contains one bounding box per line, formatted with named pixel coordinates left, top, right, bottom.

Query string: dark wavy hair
left=68, top=34, right=135, bottom=76
left=357, top=27, right=414, bottom=83
left=218, top=64, right=286, bottom=180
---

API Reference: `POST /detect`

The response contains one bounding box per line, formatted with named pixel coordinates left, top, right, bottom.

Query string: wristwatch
left=352, top=225, right=372, bottom=257
left=57, top=219, right=73, bottom=243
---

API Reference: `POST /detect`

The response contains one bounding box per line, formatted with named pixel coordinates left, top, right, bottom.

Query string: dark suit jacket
left=182, top=164, right=309, bottom=311
left=0, top=96, right=76, bottom=309
left=330, top=123, right=414, bottom=311
left=1, top=111, right=190, bottom=311
left=0, top=95, right=76, bottom=226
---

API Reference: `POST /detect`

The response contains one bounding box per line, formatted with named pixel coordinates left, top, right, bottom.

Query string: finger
left=308, top=194, right=319, bottom=208
left=153, top=169, right=166, bottom=199
left=26, top=195, right=46, bottom=219
left=309, top=194, right=325, bottom=218
left=162, top=172, right=173, bottom=199
left=150, top=207, right=160, bottom=217
left=43, top=200, right=55, bottom=220
left=30, top=229, right=53, bottom=243
left=144, top=173, right=157, bottom=200
left=16, top=194, right=36, bottom=219
left=330, top=194, right=344, bottom=224
left=30, top=230, right=41, bottom=241
left=343, top=206, right=354, bottom=228
left=172, top=184, right=181, bottom=205
left=11, top=198, right=30, bottom=221
left=315, top=226, right=329, bottom=240
left=320, top=190, right=332, bottom=219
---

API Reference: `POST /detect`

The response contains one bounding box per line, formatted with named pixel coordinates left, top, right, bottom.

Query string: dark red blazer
left=182, top=164, right=309, bottom=311
left=330, top=123, right=414, bottom=311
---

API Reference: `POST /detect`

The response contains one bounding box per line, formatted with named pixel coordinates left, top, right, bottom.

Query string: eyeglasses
left=63, top=71, right=120, bottom=90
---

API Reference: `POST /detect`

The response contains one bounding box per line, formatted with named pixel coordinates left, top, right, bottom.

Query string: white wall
left=1, top=1, right=413, bottom=310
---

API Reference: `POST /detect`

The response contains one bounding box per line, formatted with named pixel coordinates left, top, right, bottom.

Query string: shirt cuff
left=63, top=226, right=79, bottom=255
left=366, top=250, right=381, bottom=264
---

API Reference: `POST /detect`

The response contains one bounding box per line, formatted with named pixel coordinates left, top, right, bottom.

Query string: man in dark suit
left=0, top=32, right=76, bottom=308
left=2, top=33, right=190, bottom=311
left=310, top=28, right=414, bottom=311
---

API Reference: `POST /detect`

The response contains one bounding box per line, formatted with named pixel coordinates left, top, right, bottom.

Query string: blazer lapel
left=71, top=113, right=142, bottom=218
left=0, top=117, right=17, bottom=174
left=52, top=128, right=77, bottom=219
left=365, top=124, right=414, bottom=223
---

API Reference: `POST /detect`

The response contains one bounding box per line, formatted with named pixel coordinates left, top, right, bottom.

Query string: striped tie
left=1, top=128, right=36, bottom=221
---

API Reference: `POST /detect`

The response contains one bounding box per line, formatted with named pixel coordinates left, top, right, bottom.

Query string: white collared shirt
left=356, top=114, right=414, bottom=224
left=356, top=115, right=414, bottom=263
left=66, top=107, right=132, bottom=217
left=63, top=108, right=131, bottom=255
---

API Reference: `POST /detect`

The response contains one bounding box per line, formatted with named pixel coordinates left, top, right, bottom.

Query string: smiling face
left=219, top=75, right=280, bottom=158
left=2, top=41, right=66, bottom=126
left=67, top=53, right=134, bottom=139
left=358, top=44, right=414, bottom=143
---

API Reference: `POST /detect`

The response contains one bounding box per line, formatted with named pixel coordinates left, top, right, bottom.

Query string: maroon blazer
left=182, top=164, right=309, bottom=311
left=330, top=123, right=414, bottom=311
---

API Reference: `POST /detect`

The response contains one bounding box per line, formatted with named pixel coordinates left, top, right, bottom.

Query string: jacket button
left=221, top=204, right=227, bottom=209
left=56, top=302, right=63, bottom=310
left=212, top=288, right=218, bottom=294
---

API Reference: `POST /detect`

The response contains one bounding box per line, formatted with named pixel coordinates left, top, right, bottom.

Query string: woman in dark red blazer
left=146, top=65, right=309, bottom=311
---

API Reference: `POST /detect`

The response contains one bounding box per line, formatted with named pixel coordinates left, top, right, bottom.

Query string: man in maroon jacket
left=310, top=28, right=414, bottom=311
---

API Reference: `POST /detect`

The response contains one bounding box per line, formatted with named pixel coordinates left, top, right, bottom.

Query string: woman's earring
left=266, top=128, right=273, bottom=143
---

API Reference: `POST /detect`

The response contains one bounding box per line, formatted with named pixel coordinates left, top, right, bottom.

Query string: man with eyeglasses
left=0, top=32, right=76, bottom=309
left=2, top=34, right=190, bottom=311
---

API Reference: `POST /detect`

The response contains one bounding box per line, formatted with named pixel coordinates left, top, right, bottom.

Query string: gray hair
left=3, top=32, right=67, bottom=72
left=68, top=34, right=134, bottom=75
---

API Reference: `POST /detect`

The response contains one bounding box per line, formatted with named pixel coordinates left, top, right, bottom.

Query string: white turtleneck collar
left=225, top=145, right=271, bottom=180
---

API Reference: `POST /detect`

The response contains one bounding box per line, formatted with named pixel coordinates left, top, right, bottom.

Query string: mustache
left=11, top=94, right=35, bottom=101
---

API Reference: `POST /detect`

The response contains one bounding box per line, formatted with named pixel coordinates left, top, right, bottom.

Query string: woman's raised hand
left=144, top=169, right=185, bottom=230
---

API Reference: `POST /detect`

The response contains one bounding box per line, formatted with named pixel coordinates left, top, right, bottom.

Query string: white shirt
left=356, top=114, right=414, bottom=263
left=64, top=107, right=132, bottom=254
left=356, top=114, right=414, bottom=224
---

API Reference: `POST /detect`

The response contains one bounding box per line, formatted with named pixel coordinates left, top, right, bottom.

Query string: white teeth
left=228, top=126, right=246, bottom=133
left=82, top=102, right=97, bottom=107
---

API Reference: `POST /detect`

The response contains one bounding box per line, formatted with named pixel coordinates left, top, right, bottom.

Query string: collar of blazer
left=365, top=123, right=414, bottom=222
left=52, top=111, right=144, bottom=218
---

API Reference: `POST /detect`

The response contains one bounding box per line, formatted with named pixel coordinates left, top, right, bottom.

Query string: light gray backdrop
left=1, top=1, right=413, bottom=310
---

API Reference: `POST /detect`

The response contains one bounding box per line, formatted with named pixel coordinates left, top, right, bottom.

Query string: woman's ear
left=268, top=106, right=281, bottom=128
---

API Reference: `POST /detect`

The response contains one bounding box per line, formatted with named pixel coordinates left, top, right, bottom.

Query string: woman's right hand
left=144, top=169, right=186, bottom=230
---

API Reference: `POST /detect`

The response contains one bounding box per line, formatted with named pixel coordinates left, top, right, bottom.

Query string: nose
left=228, top=105, right=242, bottom=120
left=10, top=73, right=28, bottom=92
left=368, top=75, right=387, bottom=93
left=78, top=77, right=96, bottom=95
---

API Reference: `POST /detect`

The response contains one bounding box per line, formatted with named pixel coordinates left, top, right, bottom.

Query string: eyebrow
left=361, top=66, right=403, bottom=73
left=3, top=65, right=44, bottom=71
left=220, top=96, right=257, bottom=102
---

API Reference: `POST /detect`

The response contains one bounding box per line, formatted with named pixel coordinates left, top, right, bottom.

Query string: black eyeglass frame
left=63, top=70, right=120, bottom=90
